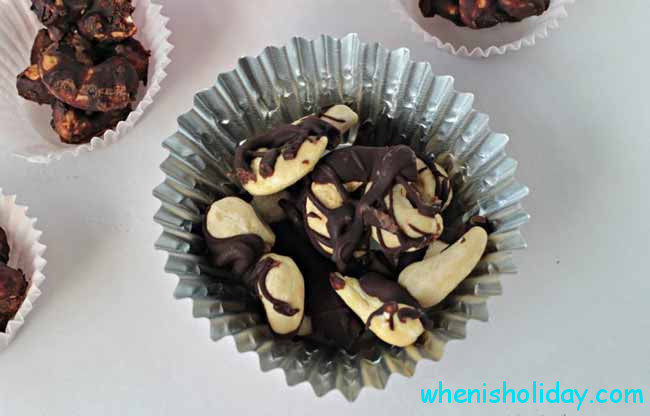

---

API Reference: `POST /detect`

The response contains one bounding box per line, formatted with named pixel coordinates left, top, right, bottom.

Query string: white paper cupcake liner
left=0, top=0, right=173, bottom=163
left=390, top=0, right=574, bottom=58
left=154, top=34, right=530, bottom=400
left=0, top=189, right=47, bottom=351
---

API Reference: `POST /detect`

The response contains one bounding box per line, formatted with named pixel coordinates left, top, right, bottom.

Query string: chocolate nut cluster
left=419, top=0, right=550, bottom=29
left=16, top=1, right=150, bottom=144
left=0, top=227, right=28, bottom=333
left=203, top=105, right=491, bottom=350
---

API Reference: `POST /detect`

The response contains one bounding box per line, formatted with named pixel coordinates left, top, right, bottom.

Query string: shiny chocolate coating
left=51, top=100, right=131, bottom=144
left=234, top=116, right=342, bottom=185
left=419, top=0, right=548, bottom=29
left=203, top=220, right=266, bottom=276
left=40, top=39, right=139, bottom=112
left=30, top=0, right=90, bottom=41
left=304, top=145, right=444, bottom=271
left=0, top=264, right=27, bottom=333
left=271, top=221, right=366, bottom=351
left=77, top=0, right=137, bottom=43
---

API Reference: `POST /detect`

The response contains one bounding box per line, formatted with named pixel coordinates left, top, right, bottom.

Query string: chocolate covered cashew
left=330, top=273, right=425, bottom=347
left=30, top=0, right=90, bottom=41
left=39, top=39, right=139, bottom=112
left=203, top=197, right=276, bottom=274
left=304, top=146, right=449, bottom=270
left=234, top=105, right=359, bottom=196
left=459, top=0, right=506, bottom=29
left=419, top=0, right=463, bottom=25
left=420, top=0, right=549, bottom=28
left=0, top=264, right=28, bottom=333
left=99, top=38, right=150, bottom=85
left=30, top=29, right=55, bottom=66
left=17, top=65, right=55, bottom=105
left=398, top=227, right=488, bottom=308
left=251, top=254, right=305, bottom=335
left=77, top=0, right=137, bottom=43
left=498, top=0, right=549, bottom=20
left=17, top=30, right=56, bottom=105
left=51, top=100, right=130, bottom=144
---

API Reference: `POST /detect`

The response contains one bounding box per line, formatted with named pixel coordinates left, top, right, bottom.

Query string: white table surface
left=1, top=0, right=649, bottom=415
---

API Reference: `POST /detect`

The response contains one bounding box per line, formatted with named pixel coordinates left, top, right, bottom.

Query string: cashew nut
left=240, top=105, right=359, bottom=196
left=330, top=273, right=424, bottom=347
left=255, top=254, right=305, bottom=335
left=398, top=227, right=488, bottom=308
left=391, top=184, right=444, bottom=239
left=205, top=197, right=275, bottom=250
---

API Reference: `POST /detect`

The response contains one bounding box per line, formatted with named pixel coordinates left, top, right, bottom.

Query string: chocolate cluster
left=419, top=0, right=550, bottom=29
left=16, top=1, right=150, bottom=144
left=203, top=105, right=491, bottom=351
left=0, top=227, right=28, bottom=333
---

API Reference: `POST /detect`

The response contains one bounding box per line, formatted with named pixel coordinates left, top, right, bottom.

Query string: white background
left=1, top=0, right=649, bottom=415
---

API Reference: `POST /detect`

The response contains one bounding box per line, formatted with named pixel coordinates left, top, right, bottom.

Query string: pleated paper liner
left=390, top=0, right=574, bottom=58
left=0, top=0, right=173, bottom=163
left=0, top=189, right=47, bottom=350
left=154, top=34, right=529, bottom=401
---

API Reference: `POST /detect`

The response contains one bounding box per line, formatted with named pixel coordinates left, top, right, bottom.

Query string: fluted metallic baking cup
left=0, top=189, right=47, bottom=351
left=153, top=34, right=529, bottom=401
left=0, top=0, right=173, bottom=163
left=390, top=0, right=574, bottom=58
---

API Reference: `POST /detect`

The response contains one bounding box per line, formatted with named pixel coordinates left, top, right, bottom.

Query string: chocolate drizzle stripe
left=234, top=116, right=342, bottom=184
left=253, top=257, right=299, bottom=317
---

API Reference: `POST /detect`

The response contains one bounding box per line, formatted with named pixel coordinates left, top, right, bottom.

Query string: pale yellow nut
left=424, top=240, right=449, bottom=259
left=244, top=137, right=328, bottom=196
left=257, top=254, right=305, bottom=335
left=242, top=105, right=359, bottom=196
left=371, top=226, right=402, bottom=250
left=331, top=274, right=424, bottom=347
left=436, top=163, right=453, bottom=211
left=398, top=227, right=488, bottom=308
left=206, top=197, right=275, bottom=250
left=343, top=181, right=363, bottom=192
left=390, top=183, right=444, bottom=239
left=310, top=104, right=359, bottom=133
left=251, top=191, right=289, bottom=224
left=305, top=196, right=330, bottom=240
left=311, top=182, right=344, bottom=209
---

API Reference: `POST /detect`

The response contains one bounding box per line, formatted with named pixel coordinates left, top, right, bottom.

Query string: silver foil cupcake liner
left=153, top=33, right=529, bottom=401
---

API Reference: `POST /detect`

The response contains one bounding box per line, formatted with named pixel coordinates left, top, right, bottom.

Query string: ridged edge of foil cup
left=0, top=189, right=47, bottom=351
left=389, top=0, right=574, bottom=59
left=153, top=33, right=530, bottom=401
left=0, top=0, right=173, bottom=163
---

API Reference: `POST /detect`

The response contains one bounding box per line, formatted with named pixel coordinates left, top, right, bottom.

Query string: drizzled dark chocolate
left=358, top=273, right=424, bottom=330
left=441, top=215, right=495, bottom=244
left=0, top=264, right=27, bottom=333
left=202, top=221, right=265, bottom=275
left=250, top=257, right=299, bottom=317
left=305, top=145, right=445, bottom=271
left=272, top=221, right=365, bottom=351
left=234, top=116, right=342, bottom=184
